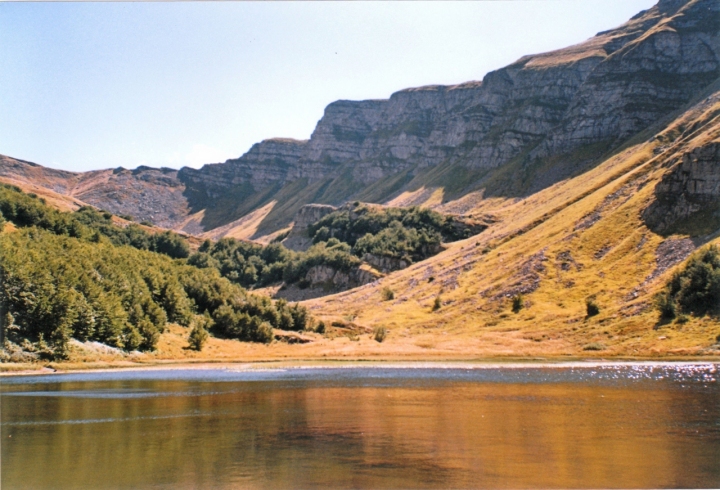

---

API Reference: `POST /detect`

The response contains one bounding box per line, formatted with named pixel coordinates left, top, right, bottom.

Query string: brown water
left=2, top=364, right=719, bottom=489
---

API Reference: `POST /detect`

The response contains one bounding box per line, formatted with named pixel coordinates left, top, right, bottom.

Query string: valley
left=1, top=0, right=720, bottom=369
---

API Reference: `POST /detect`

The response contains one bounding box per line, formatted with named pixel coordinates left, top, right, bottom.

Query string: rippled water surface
left=2, top=364, right=720, bottom=489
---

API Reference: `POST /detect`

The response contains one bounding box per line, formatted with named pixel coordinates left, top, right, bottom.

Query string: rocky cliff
left=644, top=141, right=720, bottom=234
left=2, top=0, right=718, bottom=238
left=181, top=0, right=717, bottom=191
left=281, top=204, right=338, bottom=251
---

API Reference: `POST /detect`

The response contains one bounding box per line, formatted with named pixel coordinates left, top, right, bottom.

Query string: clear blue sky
left=0, top=1, right=657, bottom=172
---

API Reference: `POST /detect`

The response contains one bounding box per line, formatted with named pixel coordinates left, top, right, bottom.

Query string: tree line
left=0, top=183, right=190, bottom=259
left=191, top=203, right=479, bottom=289
left=0, top=184, right=311, bottom=360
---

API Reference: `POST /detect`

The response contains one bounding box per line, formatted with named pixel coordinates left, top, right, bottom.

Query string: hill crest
left=2, top=0, right=717, bottom=242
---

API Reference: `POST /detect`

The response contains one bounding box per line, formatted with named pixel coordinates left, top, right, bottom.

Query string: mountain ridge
left=2, top=0, right=717, bottom=241
left=2, top=0, right=720, bottom=362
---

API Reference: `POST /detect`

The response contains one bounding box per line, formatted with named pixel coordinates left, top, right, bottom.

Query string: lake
left=2, top=363, right=719, bottom=489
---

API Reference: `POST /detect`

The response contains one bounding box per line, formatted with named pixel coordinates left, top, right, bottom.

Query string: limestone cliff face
left=538, top=0, right=720, bottom=159
left=282, top=204, right=337, bottom=251
left=179, top=0, right=718, bottom=201
left=2, top=0, right=717, bottom=236
left=643, top=141, right=720, bottom=233
left=179, top=138, right=308, bottom=196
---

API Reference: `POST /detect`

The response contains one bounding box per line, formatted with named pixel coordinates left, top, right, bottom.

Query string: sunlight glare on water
left=2, top=364, right=719, bottom=489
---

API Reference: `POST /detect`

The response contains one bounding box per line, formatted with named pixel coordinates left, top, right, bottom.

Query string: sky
left=0, top=0, right=657, bottom=173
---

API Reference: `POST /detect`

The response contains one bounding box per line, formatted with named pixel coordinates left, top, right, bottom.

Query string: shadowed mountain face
left=1, top=0, right=718, bottom=238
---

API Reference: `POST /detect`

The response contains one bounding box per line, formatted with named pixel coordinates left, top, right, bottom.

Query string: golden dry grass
left=3, top=84, right=720, bottom=371
left=303, top=97, right=720, bottom=360
left=201, top=200, right=277, bottom=241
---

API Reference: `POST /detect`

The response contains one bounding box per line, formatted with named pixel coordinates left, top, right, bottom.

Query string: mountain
left=306, top=84, right=720, bottom=357
left=2, top=0, right=720, bottom=359
left=2, top=0, right=717, bottom=244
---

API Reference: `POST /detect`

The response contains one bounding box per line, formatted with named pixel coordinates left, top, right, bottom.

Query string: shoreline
left=2, top=356, right=719, bottom=377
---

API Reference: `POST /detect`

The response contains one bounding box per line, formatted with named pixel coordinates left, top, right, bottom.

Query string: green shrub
left=381, top=287, right=395, bottom=301
left=188, top=326, right=209, bottom=352
left=254, top=321, right=274, bottom=343
left=657, top=245, right=720, bottom=318
left=373, top=326, right=387, bottom=343
left=188, top=315, right=211, bottom=351
left=432, top=296, right=442, bottom=311
left=656, top=293, right=678, bottom=320
left=583, top=342, right=606, bottom=351
left=315, top=321, right=326, bottom=334
left=676, top=314, right=690, bottom=324
left=511, top=294, right=524, bottom=313
left=288, top=303, right=310, bottom=331
left=586, top=298, right=600, bottom=317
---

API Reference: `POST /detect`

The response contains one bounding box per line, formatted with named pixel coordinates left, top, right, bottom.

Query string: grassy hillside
left=304, top=94, right=720, bottom=359
left=0, top=186, right=313, bottom=363
left=3, top=94, right=720, bottom=367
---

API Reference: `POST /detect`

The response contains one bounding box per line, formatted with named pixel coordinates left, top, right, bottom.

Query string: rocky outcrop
left=282, top=204, right=337, bottom=251
left=304, top=264, right=380, bottom=289
left=362, top=254, right=409, bottom=274
left=292, top=204, right=338, bottom=230
left=643, top=141, right=720, bottom=233
left=177, top=0, right=718, bottom=205
left=179, top=138, right=309, bottom=196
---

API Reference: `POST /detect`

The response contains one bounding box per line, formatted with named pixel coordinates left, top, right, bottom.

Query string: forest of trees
left=191, top=203, right=480, bottom=289
left=0, top=184, right=311, bottom=360
left=0, top=183, right=190, bottom=258
left=0, top=185, right=480, bottom=362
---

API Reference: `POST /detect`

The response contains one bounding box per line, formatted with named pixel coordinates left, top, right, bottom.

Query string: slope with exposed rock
left=307, top=85, right=720, bottom=358
left=2, top=0, right=717, bottom=243
left=1, top=0, right=720, bottom=361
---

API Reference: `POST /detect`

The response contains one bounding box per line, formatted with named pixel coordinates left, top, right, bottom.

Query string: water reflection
left=2, top=366, right=719, bottom=489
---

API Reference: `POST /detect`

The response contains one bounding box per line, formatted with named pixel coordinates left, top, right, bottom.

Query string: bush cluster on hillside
left=0, top=186, right=312, bottom=360
left=188, top=204, right=476, bottom=290
left=308, top=203, right=475, bottom=263
left=0, top=184, right=190, bottom=259
left=657, top=245, right=720, bottom=319
left=187, top=203, right=482, bottom=290
left=188, top=237, right=361, bottom=289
